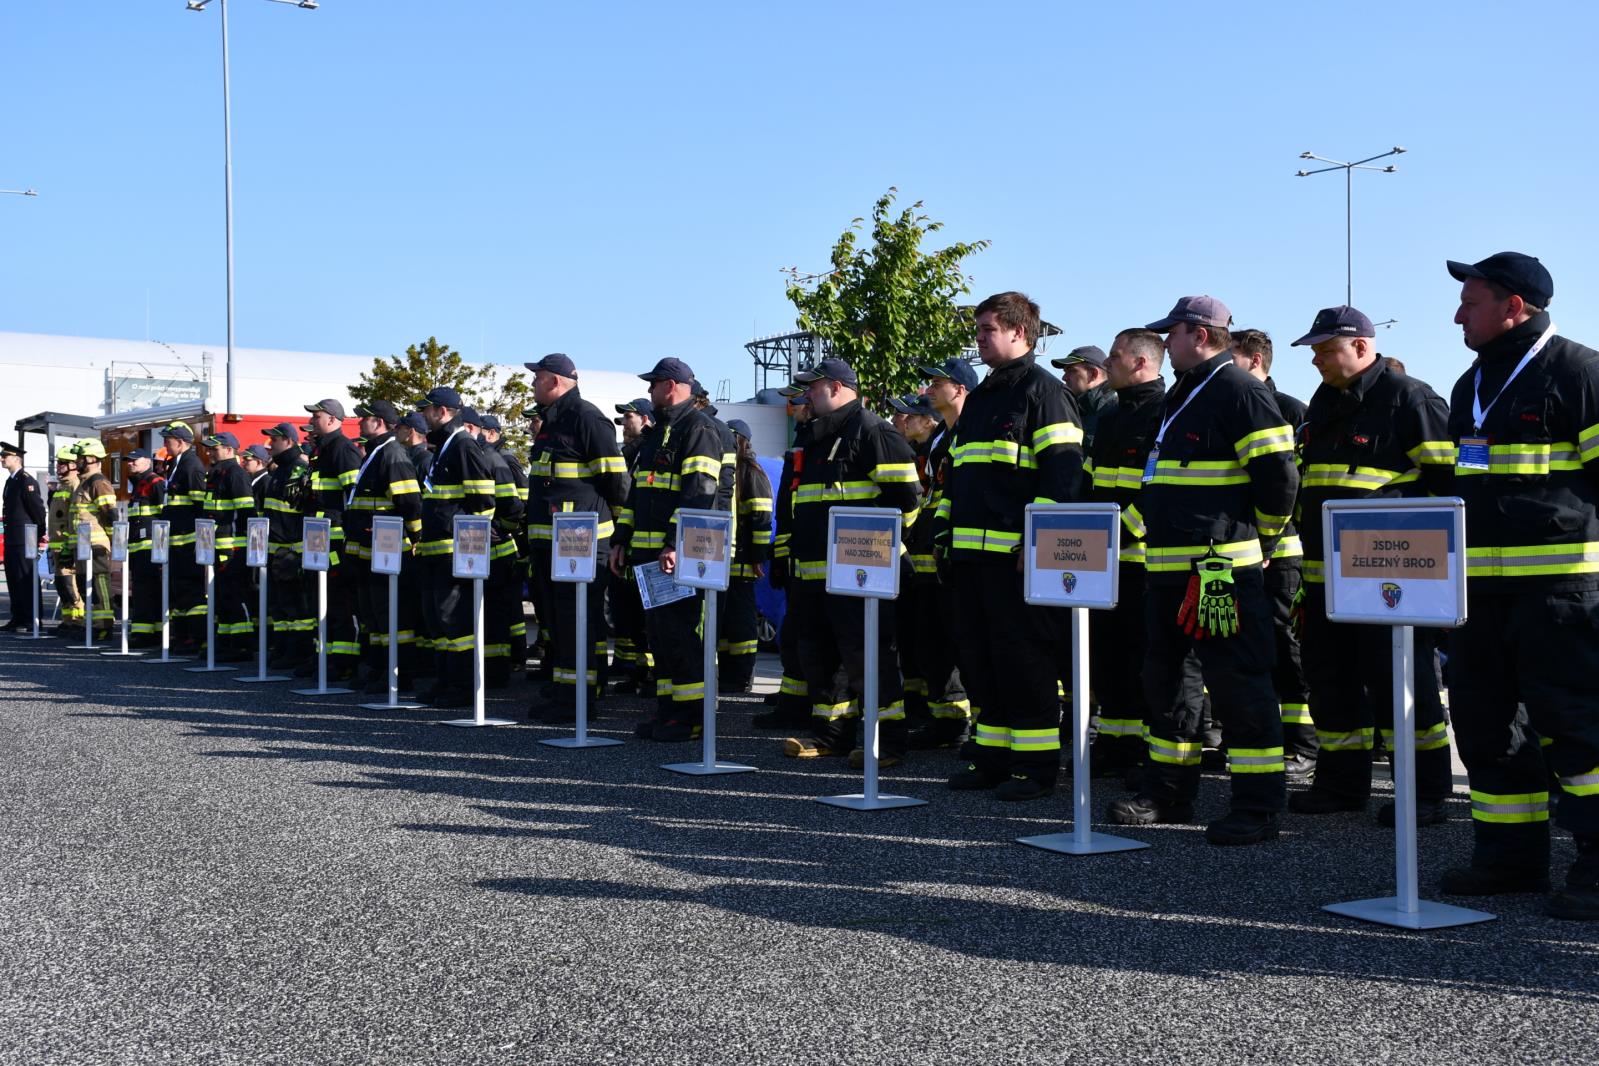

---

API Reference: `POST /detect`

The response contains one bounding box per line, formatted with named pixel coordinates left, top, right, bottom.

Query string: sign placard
left=245, top=517, right=270, bottom=568
left=551, top=512, right=599, bottom=584
left=826, top=508, right=902, bottom=599
left=1023, top=504, right=1121, bottom=609
left=111, top=522, right=129, bottom=563
left=151, top=521, right=170, bottom=565
left=1323, top=498, right=1466, bottom=628
left=674, top=508, right=732, bottom=591
left=38, top=549, right=52, bottom=579
left=371, top=516, right=405, bottom=576
left=452, top=516, right=492, bottom=579
left=635, top=561, right=695, bottom=609
left=302, top=518, right=332, bottom=572
left=196, top=517, right=219, bottom=565
left=23, top=523, right=38, bottom=560
left=76, top=522, right=93, bottom=562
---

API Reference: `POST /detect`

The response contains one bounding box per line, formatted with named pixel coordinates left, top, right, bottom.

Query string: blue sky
left=4, top=1, right=1599, bottom=404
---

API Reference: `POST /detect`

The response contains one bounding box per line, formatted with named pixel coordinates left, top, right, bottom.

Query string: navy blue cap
left=159, top=422, right=194, bottom=443
left=691, top=378, right=709, bottom=399
left=461, top=407, right=482, bottom=426
left=615, top=397, right=654, bottom=420
left=263, top=421, right=300, bottom=444
left=904, top=395, right=941, bottom=420
left=888, top=395, right=919, bottom=414
left=423, top=386, right=463, bottom=408
left=479, top=413, right=502, bottom=432
left=1050, top=345, right=1109, bottom=370
left=126, top=447, right=153, bottom=461
left=794, top=358, right=859, bottom=390
left=521, top=406, right=544, bottom=420
left=639, top=357, right=696, bottom=384
left=525, top=353, right=577, bottom=377
left=1292, top=305, right=1377, bottom=347
left=304, top=398, right=347, bottom=420
left=726, top=418, right=752, bottom=440
left=202, top=431, right=240, bottom=450
left=354, top=399, right=401, bottom=425
left=917, top=357, right=979, bottom=390
left=399, top=412, right=429, bottom=434
left=243, top=444, right=271, bottom=463
left=1447, top=251, right=1554, bottom=309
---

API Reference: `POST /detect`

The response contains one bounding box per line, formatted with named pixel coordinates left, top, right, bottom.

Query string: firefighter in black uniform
left=200, top=432, right=257, bottom=659
left=158, top=422, right=207, bottom=651
left=1437, top=252, right=1599, bottom=921
left=781, top=358, right=921, bottom=764
left=1, top=442, right=46, bottom=632
left=481, top=413, right=530, bottom=680
left=754, top=387, right=814, bottom=730
left=720, top=418, right=774, bottom=693
left=1283, top=305, right=1456, bottom=823
left=417, top=386, right=500, bottom=708
left=125, top=449, right=166, bottom=646
left=609, top=398, right=654, bottom=694
left=609, top=357, right=730, bottom=741
left=461, top=407, right=523, bottom=687
left=346, top=400, right=424, bottom=694
left=261, top=423, right=313, bottom=668
left=1085, top=328, right=1171, bottom=776
left=1051, top=345, right=1118, bottom=451
left=303, top=399, right=363, bottom=679
left=1110, top=296, right=1299, bottom=845
left=241, top=445, right=271, bottom=512
left=1231, top=328, right=1315, bottom=781
left=393, top=411, right=434, bottom=675
left=938, top=293, right=1086, bottom=800
left=523, top=354, right=628, bottom=718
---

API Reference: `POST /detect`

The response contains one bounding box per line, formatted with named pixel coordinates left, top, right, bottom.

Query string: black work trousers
left=1264, top=559, right=1315, bottom=760
left=953, top=556, right=1063, bottom=784
left=1088, top=563, right=1152, bottom=767
left=1449, top=588, right=1599, bottom=874
left=644, top=588, right=705, bottom=726
left=130, top=551, right=162, bottom=637
left=609, top=561, right=650, bottom=684
left=4, top=544, right=35, bottom=628
left=267, top=547, right=313, bottom=662
left=793, top=579, right=905, bottom=755
left=1142, top=568, right=1285, bottom=814
left=906, top=576, right=968, bottom=730
left=718, top=577, right=759, bottom=689
left=773, top=581, right=811, bottom=723
left=1300, top=583, right=1452, bottom=802
left=325, top=551, right=361, bottom=666
left=213, top=556, right=254, bottom=649
left=422, top=554, right=475, bottom=691
left=534, top=543, right=609, bottom=697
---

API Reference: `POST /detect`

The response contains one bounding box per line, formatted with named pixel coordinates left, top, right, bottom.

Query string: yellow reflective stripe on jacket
left=871, top=462, right=919, bottom=484
left=1122, top=503, right=1146, bottom=539
left=424, top=485, right=465, bottom=500
left=462, top=479, right=495, bottom=494
left=950, top=526, right=1021, bottom=553
left=1409, top=440, right=1456, bottom=466
left=1465, top=541, right=1599, bottom=578
left=1453, top=441, right=1581, bottom=477
left=1255, top=509, right=1291, bottom=539
left=1303, top=558, right=1325, bottom=583
left=681, top=454, right=721, bottom=479
left=1559, top=766, right=1599, bottom=797
left=794, top=559, right=827, bottom=581
left=1268, top=533, right=1303, bottom=559
left=390, top=479, right=420, bottom=496
left=1145, top=538, right=1264, bottom=573
left=794, top=481, right=879, bottom=505
left=1302, top=464, right=1409, bottom=491
left=1031, top=422, right=1083, bottom=451
left=1577, top=422, right=1599, bottom=463
left=1092, top=465, right=1145, bottom=491
left=1470, top=789, right=1549, bottom=823
left=951, top=440, right=1036, bottom=469
left=1149, top=459, right=1248, bottom=486
left=1234, top=424, right=1295, bottom=462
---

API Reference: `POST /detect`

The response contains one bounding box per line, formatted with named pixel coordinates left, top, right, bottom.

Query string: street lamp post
left=1296, top=147, right=1405, bottom=306
left=186, top=0, right=317, bottom=416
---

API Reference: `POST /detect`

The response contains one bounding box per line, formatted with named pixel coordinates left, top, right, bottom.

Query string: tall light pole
left=1296, top=147, right=1405, bottom=306
left=186, top=0, right=317, bottom=416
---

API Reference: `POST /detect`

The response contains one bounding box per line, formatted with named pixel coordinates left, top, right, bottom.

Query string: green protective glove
left=1194, top=555, right=1238, bottom=639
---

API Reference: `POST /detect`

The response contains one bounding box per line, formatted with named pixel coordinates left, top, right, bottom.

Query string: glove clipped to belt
left=1288, top=581, right=1306, bottom=641
left=1176, top=545, right=1239, bottom=640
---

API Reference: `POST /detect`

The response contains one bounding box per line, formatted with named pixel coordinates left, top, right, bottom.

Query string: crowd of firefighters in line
left=2, top=250, right=1595, bottom=920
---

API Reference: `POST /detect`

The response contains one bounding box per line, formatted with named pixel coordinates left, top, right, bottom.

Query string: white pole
left=1072, top=606, right=1091, bottom=847
left=386, top=571, right=400, bottom=705
left=204, top=563, right=216, bottom=667
left=83, top=550, right=95, bottom=650
left=316, top=569, right=328, bottom=690
left=574, top=580, right=589, bottom=744
left=472, top=577, right=486, bottom=725
left=1393, top=624, right=1419, bottom=915
left=161, top=562, right=171, bottom=656
left=256, top=569, right=269, bottom=677
left=220, top=0, right=236, bottom=416
left=119, top=556, right=130, bottom=653
left=701, top=587, right=717, bottom=769
left=31, top=553, right=41, bottom=638
left=862, top=597, right=879, bottom=803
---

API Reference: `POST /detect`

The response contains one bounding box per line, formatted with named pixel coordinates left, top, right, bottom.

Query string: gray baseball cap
left=1146, top=295, right=1233, bottom=333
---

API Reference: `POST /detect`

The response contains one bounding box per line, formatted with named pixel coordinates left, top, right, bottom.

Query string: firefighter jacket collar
left=209, top=456, right=240, bottom=475
left=1175, top=350, right=1234, bottom=388
left=653, top=395, right=698, bottom=428
left=981, top=351, right=1039, bottom=388
left=807, top=398, right=862, bottom=440
left=427, top=415, right=462, bottom=448
left=1331, top=355, right=1389, bottom=405
left=541, top=384, right=585, bottom=425
left=364, top=431, right=395, bottom=452
left=270, top=449, right=305, bottom=470
left=1114, top=378, right=1166, bottom=406
left=1475, top=311, right=1552, bottom=367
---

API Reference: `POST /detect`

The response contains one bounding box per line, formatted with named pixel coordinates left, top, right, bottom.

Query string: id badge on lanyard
left=1141, top=447, right=1160, bottom=484
left=1456, top=437, right=1490, bottom=471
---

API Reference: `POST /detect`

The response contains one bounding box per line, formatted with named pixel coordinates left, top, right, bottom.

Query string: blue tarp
left=753, top=454, right=785, bottom=633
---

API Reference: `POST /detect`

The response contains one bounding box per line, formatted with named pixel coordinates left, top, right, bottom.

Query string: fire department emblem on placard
left=568, top=558, right=577, bottom=574
left=1381, top=582, right=1402, bottom=609
left=855, top=568, right=868, bottom=588
left=696, top=559, right=707, bottom=578
left=1061, top=572, right=1078, bottom=595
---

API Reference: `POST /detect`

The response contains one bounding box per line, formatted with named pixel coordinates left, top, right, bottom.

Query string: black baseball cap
left=461, top=407, right=482, bottom=427
left=479, top=413, right=502, bottom=432
left=243, top=444, right=271, bottom=463
left=525, top=353, right=577, bottom=377
left=1146, top=295, right=1233, bottom=332
left=1446, top=251, right=1554, bottom=309
left=917, top=357, right=979, bottom=390
left=159, top=422, right=195, bottom=443
left=398, top=412, right=429, bottom=434
left=422, top=386, right=463, bottom=408
left=304, top=398, right=347, bottom=419
left=127, top=448, right=154, bottom=461
left=263, top=421, right=300, bottom=444
left=354, top=399, right=401, bottom=425
left=727, top=418, right=752, bottom=440
left=639, top=357, right=696, bottom=384
left=793, top=357, right=859, bottom=390
left=904, top=395, right=941, bottom=420
left=1292, top=305, right=1377, bottom=347
left=888, top=394, right=920, bottom=414
left=202, top=431, right=240, bottom=450
left=1050, top=345, right=1108, bottom=370
left=615, top=397, right=654, bottom=420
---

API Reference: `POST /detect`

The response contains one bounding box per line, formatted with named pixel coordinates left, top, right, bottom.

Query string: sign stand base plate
left=360, top=700, right=425, bottom=711
left=663, top=760, right=756, bottom=776
left=816, top=793, right=926, bottom=811
left=292, top=686, right=353, bottom=696
left=541, top=735, right=624, bottom=749
left=440, top=717, right=515, bottom=728
left=185, top=664, right=234, bottom=673
left=1323, top=897, right=1496, bottom=930
left=238, top=674, right=292, bottom=684
left=101, top=650, right=144, bottom=658
left=142, top=656, right=193, bottom=664
left=1017, top=831, right=1149, bottom=856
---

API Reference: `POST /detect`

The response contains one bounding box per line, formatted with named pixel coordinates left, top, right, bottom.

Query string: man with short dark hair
left=1051, top=345, right=1118, bottom=450
left=124, top=449, right=167, bottom=647
left=940, top=292, right=1086, bottom=800
left=1438, top=252, right=1599, bottom=920
left=303, top=399, right=363, bottom=679
left=158, top=423, right=206, bottom=650
left=346, top=400, right=424, bottom=692
left=1110, top=296, right=1299, bottom=845
left=200, top=432, right=256, bottom=659
left=260, top=423, right=313, bottom=667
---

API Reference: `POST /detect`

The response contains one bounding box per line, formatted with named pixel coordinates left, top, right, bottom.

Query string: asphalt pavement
left=1, top=608, right=1597, bottom=1065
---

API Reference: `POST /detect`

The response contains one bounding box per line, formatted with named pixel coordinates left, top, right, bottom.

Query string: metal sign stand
left=441, top=574, right=513, bottom=727
left=361, top=568, right=423, bottom=711
left=76, top=524, right=96, bottom=651
left=185, top=558, right=230, bottom=673
left=818, top=596, right=923, bottom=810
left=237, top=541, right=288, bottom=684
left=292, top=569, right=352, bottom=696
left=103, top=522, right=140, bottom=657
left=664, top=585, right=754, bottom=775
left=1018, top=607, right=1148, bottom=855
left=143, top=525, right=190, bottom=664
left=542, top=567, right=621, bottom=748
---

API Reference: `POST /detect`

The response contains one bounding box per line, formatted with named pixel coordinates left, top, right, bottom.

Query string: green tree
left=785, top=188, right=988, bottom=408
left=350, top=336, right=535, bottom=454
